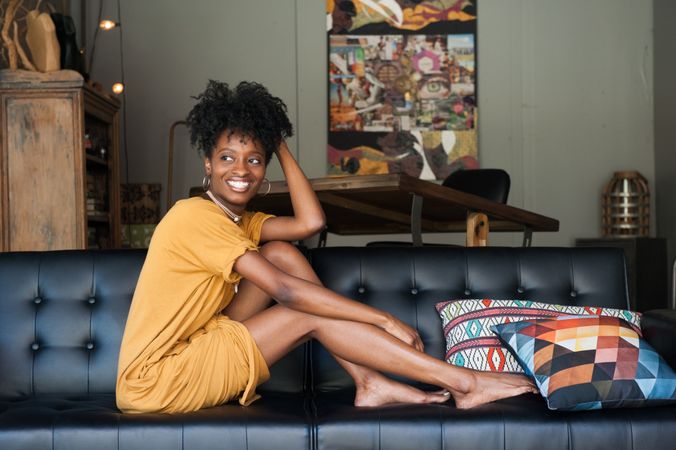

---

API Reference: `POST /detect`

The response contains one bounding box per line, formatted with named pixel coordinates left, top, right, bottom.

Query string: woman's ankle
left=448, top=367, right=476, bottom=395
left=353, top=368, right=380, bottom=392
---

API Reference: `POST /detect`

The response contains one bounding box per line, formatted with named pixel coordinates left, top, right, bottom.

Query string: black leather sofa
left=1, top=246, right=675, bottom=450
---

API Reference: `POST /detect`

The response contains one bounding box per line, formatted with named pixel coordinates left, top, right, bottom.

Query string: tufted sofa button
left=31, top=343, right=39, bottom=351
left=88, top=297, right=96, bottom=305
left=517, top=287, right=525, bottom=294
left=570, top=290, right=577, bottom=298
left=464, top=289, right=471, bottom=296
left=33, top=297, right=42, bottom=304
left=411, top=288, right=418, bottom=295
left=86, top=342, right=94, bottom=350
left=357, top=287, right=365, bottom=294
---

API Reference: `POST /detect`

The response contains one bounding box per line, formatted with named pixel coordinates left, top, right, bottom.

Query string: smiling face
left=204, top=130, right=266, bottom=214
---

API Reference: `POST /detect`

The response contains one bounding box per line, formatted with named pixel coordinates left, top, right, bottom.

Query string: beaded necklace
left=205, top=190, right=242, bottom=224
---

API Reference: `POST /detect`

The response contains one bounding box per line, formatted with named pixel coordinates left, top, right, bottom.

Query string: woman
left=116, top=81, right=536, bottom=414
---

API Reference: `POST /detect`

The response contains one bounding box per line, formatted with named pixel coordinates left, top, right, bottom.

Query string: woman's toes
left=425, top=390, right=451, bottom=403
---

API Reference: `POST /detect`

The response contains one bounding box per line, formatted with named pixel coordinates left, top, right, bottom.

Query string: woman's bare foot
left=354, top=372, right=450, bottom=407
left=452, top=372, right=538, bottom=409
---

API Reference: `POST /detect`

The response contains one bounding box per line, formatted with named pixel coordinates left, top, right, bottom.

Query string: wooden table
left=246, top=173, right=559, bottom=247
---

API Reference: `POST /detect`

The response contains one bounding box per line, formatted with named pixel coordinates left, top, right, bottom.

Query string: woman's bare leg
left=235, top=242, right=536, bottom=408
left=225, top=241, right=450, bottom=406
left=244, top=304, right=536, bottom=409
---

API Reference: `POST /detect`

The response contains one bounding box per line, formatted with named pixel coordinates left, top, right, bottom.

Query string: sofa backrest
left=0, top=246, right=629, bottom=399
left=309, top=246, right=629, bottom=392
left=0, top=250, right=306, bottom=399
left=0, top=250, right=144, bottom=398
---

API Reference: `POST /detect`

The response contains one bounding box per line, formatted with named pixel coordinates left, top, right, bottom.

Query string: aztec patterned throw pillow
left=491, top=315, right=676, bottom=410
left=435, top=299, right=642, bottom=373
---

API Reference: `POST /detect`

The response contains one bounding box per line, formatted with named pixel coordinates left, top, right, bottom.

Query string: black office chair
left=442, top=168, right=510, bottom=204
left=366, top=168, right=511, bottom=247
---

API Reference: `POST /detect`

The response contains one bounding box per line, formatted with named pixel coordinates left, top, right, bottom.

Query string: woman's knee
left=260, top=240, right=296, bottom=255
left=259, top=241, right=307, bottom=270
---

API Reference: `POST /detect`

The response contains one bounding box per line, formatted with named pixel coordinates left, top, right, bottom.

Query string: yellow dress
left=116, top=196, right=272, bottom=414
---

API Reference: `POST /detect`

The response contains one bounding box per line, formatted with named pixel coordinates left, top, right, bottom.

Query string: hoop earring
left=202, top=175, right=211, bottom=192
left=260, top=178, right=271, bottom=196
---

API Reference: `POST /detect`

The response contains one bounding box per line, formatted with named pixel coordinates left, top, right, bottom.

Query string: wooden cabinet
left=0, top=69, right=121, bottom=251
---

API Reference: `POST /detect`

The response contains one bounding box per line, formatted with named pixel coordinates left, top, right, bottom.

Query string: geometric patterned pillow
left=435, top=299, right=642, bottom=373
left=491, top=315, right=676, bottom=410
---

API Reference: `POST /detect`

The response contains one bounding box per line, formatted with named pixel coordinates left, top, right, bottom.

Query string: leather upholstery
left=1, top=247, right=674, bottom=450
left=642, top=309, right=676, bottom=369
left=0, top=394, right=311, bottom=450
left=314, top=391, right=676, bottom=450
left=0, top=250, right=309, bottom=450
left=0, top=251, right=146, bottom=398
left=0, top=250, right=306, bottom=399
left=310, top=246, right=630, bottom=391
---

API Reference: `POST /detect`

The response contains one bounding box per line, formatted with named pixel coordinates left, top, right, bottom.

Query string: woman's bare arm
left=234, top=250, right=423, bottom=350
left=259, top=140, right=325, bottom=242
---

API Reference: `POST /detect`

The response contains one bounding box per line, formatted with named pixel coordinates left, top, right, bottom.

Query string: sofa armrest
left=642, top=309, right=676, bottom=368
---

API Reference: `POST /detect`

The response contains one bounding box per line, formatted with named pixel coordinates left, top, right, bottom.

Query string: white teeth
left=227, top=180, right=250, bottom=189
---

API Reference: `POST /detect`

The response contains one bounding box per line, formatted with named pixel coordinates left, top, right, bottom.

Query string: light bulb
left=112, top=83, right=124, bottom=94
left=99, top=20, right=118, bottom=30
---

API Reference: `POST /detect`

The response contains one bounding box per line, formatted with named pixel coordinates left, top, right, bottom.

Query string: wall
left=86, top=0, right=655, bottom=248
left=654, top=0, right=676, bottom=307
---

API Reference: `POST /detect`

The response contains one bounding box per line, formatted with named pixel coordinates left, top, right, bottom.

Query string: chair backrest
left=442, top=168, right=510, bottom=204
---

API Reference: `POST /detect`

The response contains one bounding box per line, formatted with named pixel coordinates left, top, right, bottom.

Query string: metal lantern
left=602, top=171, right=650, bottom=237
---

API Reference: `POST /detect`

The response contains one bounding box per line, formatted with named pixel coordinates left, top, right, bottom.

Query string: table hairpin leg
left=522, top=227, right=533, bottom=247
left=410, top=194, right=423, bottom=247
left=466, top=212, right=489, bottom=247
left=671, top=258, right=675, bottom=309
left=318, top=228, right=328, bottom=248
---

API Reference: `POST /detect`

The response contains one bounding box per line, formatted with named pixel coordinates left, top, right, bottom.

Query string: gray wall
left=654, top=0, right=676, bottom=306
left=86, top=0, right=656, bottom=248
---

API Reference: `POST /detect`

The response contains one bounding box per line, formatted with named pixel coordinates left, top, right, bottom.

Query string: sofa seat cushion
left=313, top=390, right=676, bottom=450
left=0, top=394, right=312, bottom=450
left=0, top=394, right=119, bottom=450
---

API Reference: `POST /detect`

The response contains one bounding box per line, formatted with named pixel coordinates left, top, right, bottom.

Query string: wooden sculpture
left=25, top=0, right=60, bottom=72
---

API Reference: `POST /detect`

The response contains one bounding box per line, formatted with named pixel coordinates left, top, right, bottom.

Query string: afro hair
left=186, top=80, right=293, bottom=163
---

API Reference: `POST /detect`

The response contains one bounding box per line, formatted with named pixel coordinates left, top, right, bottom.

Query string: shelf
left=86, top=154, right=109, bottom=167
left=84, top=84, right=121, bottom=249
left=87, top=213, right=110, bottom=223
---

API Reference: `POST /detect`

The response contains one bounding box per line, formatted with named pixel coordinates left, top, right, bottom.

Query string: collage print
left=330, top=34, right=475, bottom=133
left=327, top=0, right=478, bottom=180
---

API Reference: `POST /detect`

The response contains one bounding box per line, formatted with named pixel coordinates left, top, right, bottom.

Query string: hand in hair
left=186, top=80, right=293, bottom=162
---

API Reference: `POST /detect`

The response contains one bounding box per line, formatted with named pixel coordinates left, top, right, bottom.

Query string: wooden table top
left=247, top=173, right=559, bottom=236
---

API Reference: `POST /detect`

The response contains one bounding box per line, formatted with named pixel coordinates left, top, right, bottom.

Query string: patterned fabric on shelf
left=435, top=299, right=642, bottom=373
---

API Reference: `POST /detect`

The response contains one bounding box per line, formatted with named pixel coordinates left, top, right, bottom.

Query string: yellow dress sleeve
left=166, top=199, right=267, bottom=284
left=241, top=210, right=275, bottom=246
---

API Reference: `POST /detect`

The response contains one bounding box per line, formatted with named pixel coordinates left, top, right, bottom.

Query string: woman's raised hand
left=382, top=314, right=424, bottom=352
left=276, top=139, right=290, bottom=156
left=259, top=138, right=326, bottom=242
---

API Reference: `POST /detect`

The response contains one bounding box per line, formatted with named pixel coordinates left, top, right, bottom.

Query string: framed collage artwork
left=327, top=0, right=478, bottom=180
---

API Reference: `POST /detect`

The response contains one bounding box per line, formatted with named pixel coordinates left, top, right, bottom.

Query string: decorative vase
left=602, top=171, right=650, bottom=237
